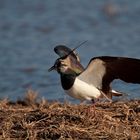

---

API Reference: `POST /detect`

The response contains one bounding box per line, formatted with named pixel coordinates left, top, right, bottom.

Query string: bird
left=48, top=45, right=140, bottom=103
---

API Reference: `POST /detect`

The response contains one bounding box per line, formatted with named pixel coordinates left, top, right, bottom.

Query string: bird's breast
left=65, top=77, right=101, bottom=101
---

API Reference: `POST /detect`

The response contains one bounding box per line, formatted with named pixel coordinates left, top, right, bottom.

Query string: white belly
left=65, top=77, right=101, bottom=101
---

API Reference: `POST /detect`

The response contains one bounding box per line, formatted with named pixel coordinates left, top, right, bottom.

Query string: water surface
left=0, top=0, right=140, bottom=102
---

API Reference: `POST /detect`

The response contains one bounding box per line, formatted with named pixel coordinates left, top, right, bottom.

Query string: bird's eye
left=57, top=61, right=61, bottom=67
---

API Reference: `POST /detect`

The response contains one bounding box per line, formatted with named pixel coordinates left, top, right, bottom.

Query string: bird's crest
left=61, top=40, right=88, bottom=59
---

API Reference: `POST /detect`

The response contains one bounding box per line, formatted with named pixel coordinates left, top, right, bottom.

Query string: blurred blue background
left=0, top=0, right=140, bottom=102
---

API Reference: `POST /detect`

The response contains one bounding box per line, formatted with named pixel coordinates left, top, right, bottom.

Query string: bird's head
left=48, top=45, right=84, bottom=75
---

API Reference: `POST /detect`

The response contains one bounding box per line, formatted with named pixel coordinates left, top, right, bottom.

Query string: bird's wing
left=78, top=58, right=106, bottom=89
left=78, top=56, right=140, bottom=93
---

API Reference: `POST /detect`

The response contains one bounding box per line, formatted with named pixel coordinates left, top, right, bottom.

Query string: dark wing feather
left=78, top=56, right=140, bottom=93
left=99, top=56, right=140, bottom=92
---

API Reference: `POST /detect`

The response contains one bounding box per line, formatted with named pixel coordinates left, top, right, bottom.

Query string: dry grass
left=0, top=90, right=140, bottom=140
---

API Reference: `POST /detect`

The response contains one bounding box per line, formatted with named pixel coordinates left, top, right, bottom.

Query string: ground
left=0, top=90, right=140, bottom=140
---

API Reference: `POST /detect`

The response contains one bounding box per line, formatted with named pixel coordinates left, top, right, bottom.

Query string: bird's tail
left=99, top=89, right=123, bottom=101
left=110, top=89, right=123, bottom=97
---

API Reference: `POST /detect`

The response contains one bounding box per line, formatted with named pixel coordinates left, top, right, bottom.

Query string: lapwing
left=48, top=45, right=140, bottom=103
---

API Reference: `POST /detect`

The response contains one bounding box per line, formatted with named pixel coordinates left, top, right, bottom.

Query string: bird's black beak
left=48, top=65, right=55, bottom=72
left=48, top=58, right=60, bottom=72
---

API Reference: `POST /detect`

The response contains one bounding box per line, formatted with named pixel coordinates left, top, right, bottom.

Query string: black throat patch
left=60, top=74, right=76, bottom=90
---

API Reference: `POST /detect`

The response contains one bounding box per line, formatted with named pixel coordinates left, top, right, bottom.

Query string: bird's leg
left=91, top=99, right=96, bottom=111
left=87, top=99, right=98, bottom=118
left=100, top=90, right=112, bottom=103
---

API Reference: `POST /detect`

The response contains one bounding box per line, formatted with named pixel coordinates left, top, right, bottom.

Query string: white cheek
left=61, top=66, right=69, bottom=72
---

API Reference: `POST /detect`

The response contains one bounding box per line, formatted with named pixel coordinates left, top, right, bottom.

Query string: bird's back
left=97, top=56, right=140, bottom=83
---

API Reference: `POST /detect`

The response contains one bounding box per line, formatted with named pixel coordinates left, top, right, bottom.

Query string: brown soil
left=0, top=90, right=140, bottom=140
